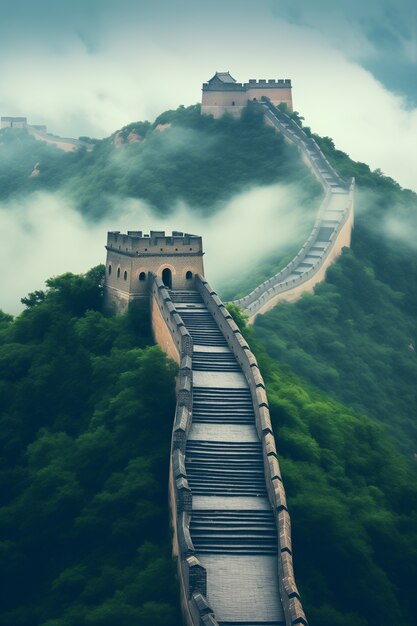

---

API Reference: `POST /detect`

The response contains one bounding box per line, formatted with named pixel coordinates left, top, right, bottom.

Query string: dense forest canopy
left=1, top=103, right=416, bottom=626
left=0, top=269, right=181, bottom=626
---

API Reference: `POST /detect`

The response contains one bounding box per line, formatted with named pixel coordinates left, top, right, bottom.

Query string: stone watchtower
left=104, top=230, right=204, bottom=314
left=201, top=71, right=293, bottom=119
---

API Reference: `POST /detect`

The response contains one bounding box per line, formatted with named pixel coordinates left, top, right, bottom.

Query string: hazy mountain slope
left=0, top=105, right=321, bottom=218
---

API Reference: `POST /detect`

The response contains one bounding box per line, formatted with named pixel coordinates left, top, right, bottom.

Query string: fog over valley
left=0, top=183, right=315, bottom=314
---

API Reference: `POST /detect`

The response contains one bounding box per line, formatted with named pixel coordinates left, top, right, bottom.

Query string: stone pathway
left=170, top=290, right=285, bottom=625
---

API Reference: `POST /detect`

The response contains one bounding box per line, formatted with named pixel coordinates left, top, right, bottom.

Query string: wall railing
left=150, top=273, right=219, bottom=626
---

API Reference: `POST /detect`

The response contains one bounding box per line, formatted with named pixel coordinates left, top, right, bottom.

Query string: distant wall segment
left=233, top=99, right=355, bottom=322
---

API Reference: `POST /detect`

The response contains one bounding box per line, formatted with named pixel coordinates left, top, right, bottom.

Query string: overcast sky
left=0, top=0, right=416, bottom=189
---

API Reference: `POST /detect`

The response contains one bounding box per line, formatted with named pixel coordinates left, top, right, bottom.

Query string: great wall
left=234, top=98, right=354, bottom=322
left=103, top=74, right=355, bottom=626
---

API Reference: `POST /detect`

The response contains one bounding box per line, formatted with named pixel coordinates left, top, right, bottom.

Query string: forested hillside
left=0, top=270, right=181, bottom=626
left=231, top=306, right=417, bottom=626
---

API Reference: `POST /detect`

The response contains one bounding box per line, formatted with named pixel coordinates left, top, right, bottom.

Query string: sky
left=0, top=0, right=416, bottom=189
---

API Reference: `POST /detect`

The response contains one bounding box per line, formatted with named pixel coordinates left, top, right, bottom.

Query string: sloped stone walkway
left=170, top=289, right=285, bottom=625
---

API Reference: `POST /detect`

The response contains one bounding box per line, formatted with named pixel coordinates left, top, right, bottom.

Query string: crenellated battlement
left=106, top=230, right=203, bottom=257
left=244, top=78, right=291, bottom=88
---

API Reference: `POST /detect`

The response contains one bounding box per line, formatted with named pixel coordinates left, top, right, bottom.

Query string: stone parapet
left=150, top=275, right=193, bottom=361
left=244, top=78, right=292, bottom=88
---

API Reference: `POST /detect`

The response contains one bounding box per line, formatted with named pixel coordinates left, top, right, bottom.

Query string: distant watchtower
left=201, top=71, right=293, bottom=118
left=104, top=230, right=205, bottom=314
left=1, top=116, right=28, bottom=129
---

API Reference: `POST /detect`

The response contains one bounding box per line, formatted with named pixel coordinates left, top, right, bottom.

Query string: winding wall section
left=150, top=273, right=307, bottom=626
left=233, top=99, right=355, bottom=322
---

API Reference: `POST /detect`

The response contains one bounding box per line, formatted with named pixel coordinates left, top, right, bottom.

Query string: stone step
left=219, top=622, right=285, bottom=626
left=169, top=290, right=203, bottom=304
left=192, top=416, right=254, bottom=424
left=190, top=510, right=277, bottom=555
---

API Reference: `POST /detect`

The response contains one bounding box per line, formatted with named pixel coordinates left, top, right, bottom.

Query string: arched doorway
left=162, top=268, right=172, bottom=289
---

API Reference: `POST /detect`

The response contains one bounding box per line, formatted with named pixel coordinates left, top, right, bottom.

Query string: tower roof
left=208, top=71, right=237, bottom=84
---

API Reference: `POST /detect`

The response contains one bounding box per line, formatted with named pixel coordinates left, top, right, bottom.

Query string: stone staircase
left=170, top=289, right=285, bottom=625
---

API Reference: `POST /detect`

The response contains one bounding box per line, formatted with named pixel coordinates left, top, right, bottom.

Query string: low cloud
left=357, top=187, right=417, bottom=250
left=0, top=183, right=314, bottom=315
left=383, top=214, right=417, bottom=250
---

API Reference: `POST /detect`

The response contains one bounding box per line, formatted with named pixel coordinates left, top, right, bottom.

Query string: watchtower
left=201, top=71, right=293, bottom=118
left=104, top=230, right=204, bottom=314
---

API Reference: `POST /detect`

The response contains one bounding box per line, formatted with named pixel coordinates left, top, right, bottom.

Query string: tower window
left=117, top=268, right=121, bottom=278
left=139, top=272, right=146, bottom=281
left=108, top=265, right=112, bottom=275
left=123, top=270, right=128, bottom=281
left=186, top=271, right=193, bottom=280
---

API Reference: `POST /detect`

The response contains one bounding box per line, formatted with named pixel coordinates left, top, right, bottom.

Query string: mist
left=357, top=187, right=417, bottom=251
left=0, top=183, right=313, bottom=315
